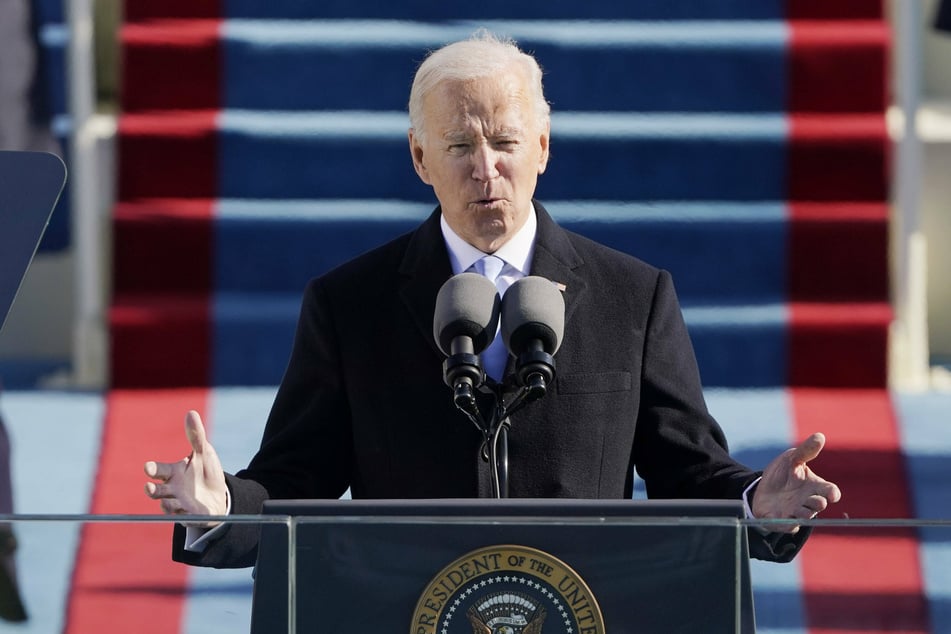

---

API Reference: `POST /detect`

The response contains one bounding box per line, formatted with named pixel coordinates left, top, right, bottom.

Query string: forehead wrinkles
left=446, top=115, right=523, bottom=141
left=436, top=83, right=533, bottom=139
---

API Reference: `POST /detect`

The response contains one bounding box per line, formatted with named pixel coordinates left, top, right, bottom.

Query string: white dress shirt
left=440, top=208, right=536, bottom=380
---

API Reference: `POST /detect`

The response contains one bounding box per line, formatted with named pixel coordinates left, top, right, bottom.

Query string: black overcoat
left=173, top=202, right=806, bottom=566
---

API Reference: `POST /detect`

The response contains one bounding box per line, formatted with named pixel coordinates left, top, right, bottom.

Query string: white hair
left=408, top=30, right=551, bottom=141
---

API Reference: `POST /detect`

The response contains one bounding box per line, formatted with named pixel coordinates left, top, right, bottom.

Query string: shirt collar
left=440, top=205, right=537, bottom=275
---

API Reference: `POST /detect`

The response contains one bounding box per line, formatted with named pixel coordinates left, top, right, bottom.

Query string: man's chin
left=474, top=228, right=513, bottom=252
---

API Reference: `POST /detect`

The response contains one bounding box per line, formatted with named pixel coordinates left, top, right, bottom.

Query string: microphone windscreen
left=501, top=276, right=565, bottom=355
left=433, top=272, right=502, bottom=355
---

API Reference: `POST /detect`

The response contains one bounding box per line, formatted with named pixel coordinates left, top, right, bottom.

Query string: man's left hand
left=752, top=432, right=842, bottom=533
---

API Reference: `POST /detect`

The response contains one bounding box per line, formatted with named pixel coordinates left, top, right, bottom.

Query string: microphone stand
left=488, top=415, right=510, bottom=498
left=445, top=351, right=554, bottom=499
left=460, top=377, right=547, bottom=499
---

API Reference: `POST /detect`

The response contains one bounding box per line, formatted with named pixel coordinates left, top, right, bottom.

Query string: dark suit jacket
left=173, top=202, right=806, bottom=566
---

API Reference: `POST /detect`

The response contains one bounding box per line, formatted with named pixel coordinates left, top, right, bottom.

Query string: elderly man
left=144, top=32, right=841, bottom=568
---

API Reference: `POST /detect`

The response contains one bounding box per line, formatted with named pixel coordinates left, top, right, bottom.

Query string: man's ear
left=408, top=129, right=431, bottom=185
left=537, top=120, right=551, bottom=175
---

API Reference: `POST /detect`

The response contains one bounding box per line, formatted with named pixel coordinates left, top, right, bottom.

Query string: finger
left=144, top=481, right=178, bottom=500
left=819, top=480, right=842, bottom=504
left=792, top=505, right=818, bottom=521
left=144, top=460, right=175, bottom=482
left=160, top=498, right=185, bottom=515
left=801, top=494, right=829, bottom=514
left=184, top=410, right=208, bottom=457
left=791, top=432, right=826, bottom=464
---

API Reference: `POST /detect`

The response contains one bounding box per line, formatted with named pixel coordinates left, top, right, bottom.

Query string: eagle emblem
left=466, top=592, right=546, bottom=634
left=411, top=545, right=604, bottom=634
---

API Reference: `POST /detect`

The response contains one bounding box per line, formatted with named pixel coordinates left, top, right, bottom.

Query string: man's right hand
left=143, top=410, right=228, bottom=525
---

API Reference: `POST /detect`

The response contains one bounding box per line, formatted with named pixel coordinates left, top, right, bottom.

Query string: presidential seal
left=411, top=545, right=605, bottom=634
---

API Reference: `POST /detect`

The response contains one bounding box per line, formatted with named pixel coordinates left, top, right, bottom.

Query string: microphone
left=433, top=273, right=502, bottom=411
left=501, top=276, right=565, bottom=399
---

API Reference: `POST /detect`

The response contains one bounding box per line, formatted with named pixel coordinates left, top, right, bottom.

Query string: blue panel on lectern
left=252, top=499, right=755, bottom=634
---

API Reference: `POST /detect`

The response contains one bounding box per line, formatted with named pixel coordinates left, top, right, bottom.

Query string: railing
left=65, top=0, right=107, bottom=388
left=891, top=0, right=931, bottom=389
left=4, top=513, right=950, bottom=633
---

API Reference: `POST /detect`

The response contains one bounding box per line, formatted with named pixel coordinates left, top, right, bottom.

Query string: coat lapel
left=398, top=208, right=454, bottom=357
left=529, top=201, right=587, bottom=329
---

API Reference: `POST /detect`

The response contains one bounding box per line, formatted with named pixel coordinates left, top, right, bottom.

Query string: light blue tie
left=473, top=255, right=508, bottom=380
left=475, top=255, right=504, bottom=286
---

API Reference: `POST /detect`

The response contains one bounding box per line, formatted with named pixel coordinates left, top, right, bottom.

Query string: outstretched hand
left=143, top=410, right=228, bottom=525
left=752, top=432, right=842, bottom=533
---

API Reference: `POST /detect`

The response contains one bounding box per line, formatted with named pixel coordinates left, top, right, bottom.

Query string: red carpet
left=65, top=389, right=210, bottom=634
left=792, top=389, right=931, bottom=633
left=110, top=198, right=215, bottom=388
left=121, top=20, right=221, bottom=112
left=789, top=302, right=892, bottom=387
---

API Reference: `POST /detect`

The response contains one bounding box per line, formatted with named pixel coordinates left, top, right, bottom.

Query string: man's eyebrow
left=441, top=127, right=522, bottom=143
left=493, top=127, right=523, bottom=138
left=443, top=131, right=470, bottom=143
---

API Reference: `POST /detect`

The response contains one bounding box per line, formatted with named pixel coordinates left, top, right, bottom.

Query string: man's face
left=408, top=68, right=550, bottom=253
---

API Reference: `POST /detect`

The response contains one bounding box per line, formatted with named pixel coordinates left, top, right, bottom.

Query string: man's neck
left=440, top=205, right=537, bottom=276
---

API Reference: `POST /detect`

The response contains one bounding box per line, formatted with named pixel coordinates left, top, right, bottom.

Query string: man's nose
left=471, top=144, right=500, bottom=181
